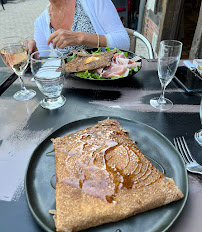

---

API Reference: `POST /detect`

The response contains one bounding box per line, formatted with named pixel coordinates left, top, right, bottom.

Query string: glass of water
left=150, top=40, right=182, bottom=111
left=194, top=97, right=202, bottom=146
left=30, top=50, right=66, bottom=110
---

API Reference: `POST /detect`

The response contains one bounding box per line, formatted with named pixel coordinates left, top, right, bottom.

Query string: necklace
left=50, top=0, right=67, bottom=25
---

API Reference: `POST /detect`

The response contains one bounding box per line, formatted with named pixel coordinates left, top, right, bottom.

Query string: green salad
left=66, top=47, right=141, bottom=80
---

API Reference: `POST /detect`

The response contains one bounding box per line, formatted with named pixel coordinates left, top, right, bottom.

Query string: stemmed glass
left=150, top=40, right=182, bottom=111
left=30, top=50, right=66, bottom=110
left=0, top=36, right=36, bottom=101
left=194, top=97, right=202, bottom=146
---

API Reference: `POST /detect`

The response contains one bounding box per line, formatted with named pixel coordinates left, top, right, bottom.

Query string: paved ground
left=0, top=0, right=148, bottom=57
left=0, top=0, right=49, bottom=39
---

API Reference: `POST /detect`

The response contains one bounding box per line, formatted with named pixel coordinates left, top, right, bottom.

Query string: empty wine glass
left=150, top=40, right=182, bottom=111
left=194, top=97, right=202, bottom=146
left=30, top=50, right=66, bottom=110
left=0, top=36, right=36, bottom=101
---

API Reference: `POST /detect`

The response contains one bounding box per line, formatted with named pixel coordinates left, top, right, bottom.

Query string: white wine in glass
left=0, top=49, right=12, bottom=69
left=150, top=40, right=182, bottom=111
left=0, top=37, right=36, bottom=101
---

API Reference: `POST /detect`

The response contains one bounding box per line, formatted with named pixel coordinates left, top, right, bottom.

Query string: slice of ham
left=96, top=67, right=104, bottom=75
left=101, top=65, right=129, bottom=78
left=96, top=52, right=141, bottom=78
left=113, top=52, right=126, bottom=62
left=127, top=61, right=142, bottom=69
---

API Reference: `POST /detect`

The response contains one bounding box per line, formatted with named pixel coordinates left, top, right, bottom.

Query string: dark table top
left=0, top=59, right=202, bottom=232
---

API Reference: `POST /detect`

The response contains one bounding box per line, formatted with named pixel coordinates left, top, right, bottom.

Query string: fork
left=174, top=136, right=202, bottom=175
left=134, top=55, right=157, bottom=63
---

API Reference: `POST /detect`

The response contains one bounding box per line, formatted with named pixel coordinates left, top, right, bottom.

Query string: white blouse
left=34, top=0, right=130, bottom=52
left=50, top=0, right=96, bottom=55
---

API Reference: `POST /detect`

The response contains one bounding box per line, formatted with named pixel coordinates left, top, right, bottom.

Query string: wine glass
left=194, top=97, right=202, bottom=146
left=0, top=36, right=36, bottom=101
left=30, top=50, right=66, bottom=110
left=150, top=40, right=182, bottom=111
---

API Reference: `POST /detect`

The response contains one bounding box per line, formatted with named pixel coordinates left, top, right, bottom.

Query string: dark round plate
left=24, top=116, right=188, bottom=232
left=66, top=48, right=142, bottom=81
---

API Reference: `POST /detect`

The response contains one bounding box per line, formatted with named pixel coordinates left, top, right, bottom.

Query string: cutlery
left=137, top=55, right=157, bottom=62
left=174, top=136, right=202, bottom=174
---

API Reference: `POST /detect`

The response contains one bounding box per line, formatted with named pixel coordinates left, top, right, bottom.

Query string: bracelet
left=96, top=34, right=100, bottom=48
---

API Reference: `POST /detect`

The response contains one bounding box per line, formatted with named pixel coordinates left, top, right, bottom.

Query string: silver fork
left=174, top=136, right=202, bottom=175
left=134, top=55, right=157, bottom=63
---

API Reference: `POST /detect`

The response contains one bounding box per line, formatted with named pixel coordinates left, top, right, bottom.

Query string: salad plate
left=65, top=47, right=142, bottom=81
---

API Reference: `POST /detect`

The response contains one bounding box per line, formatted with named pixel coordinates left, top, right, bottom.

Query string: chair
left=1, top=0, right=5, bottom=10
left=125, top=28, right=154, bottom=59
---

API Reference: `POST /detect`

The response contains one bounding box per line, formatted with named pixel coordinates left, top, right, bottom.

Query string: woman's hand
left=47, top=29, right=82, bottom=49
left=26, top=39, right=38, bottom=54
left=47, top=29, right=107, bottom=49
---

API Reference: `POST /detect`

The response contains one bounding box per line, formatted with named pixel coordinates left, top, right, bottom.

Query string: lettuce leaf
left=74, top=70, right=129, bottom=80
left=74, top=70, right=102, bottom=80
left=65, top=53, right=76, bottom=62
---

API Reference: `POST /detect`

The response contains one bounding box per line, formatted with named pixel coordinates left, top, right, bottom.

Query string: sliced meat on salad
left=96, top=52, right=141, bottom=78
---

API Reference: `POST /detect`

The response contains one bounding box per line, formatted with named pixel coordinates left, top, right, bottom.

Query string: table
left=0, top=59, right=202, bottom=232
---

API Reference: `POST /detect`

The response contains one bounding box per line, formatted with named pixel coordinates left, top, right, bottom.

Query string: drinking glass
left=30, top=50, right=66, bottom=110
left=150, top=40, right=182, bottom=111
left=0, top=36, right=36, bottom=101
left=194, top=97, right=202, bottom=146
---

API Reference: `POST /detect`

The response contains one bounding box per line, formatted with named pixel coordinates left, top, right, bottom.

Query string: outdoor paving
left=0, top=0, right=148, bottom=57
left=0, top=0, right=49, bottom=38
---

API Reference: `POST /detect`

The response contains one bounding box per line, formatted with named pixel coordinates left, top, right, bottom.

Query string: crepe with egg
left=52, top=118, right=183, bottom=232
left=65, top=49, right=117, bottom=73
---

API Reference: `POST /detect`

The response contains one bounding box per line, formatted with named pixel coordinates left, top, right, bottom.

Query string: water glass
left=150, top=40, right=182, bottom=111
left=31, top=50, right=66, bottom=110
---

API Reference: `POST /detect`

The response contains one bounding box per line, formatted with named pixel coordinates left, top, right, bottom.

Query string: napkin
left=183, top=60, right=194, bottom=69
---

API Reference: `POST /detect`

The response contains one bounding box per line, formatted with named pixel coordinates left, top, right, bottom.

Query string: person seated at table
left=29, top=0, right=130, bottom=55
